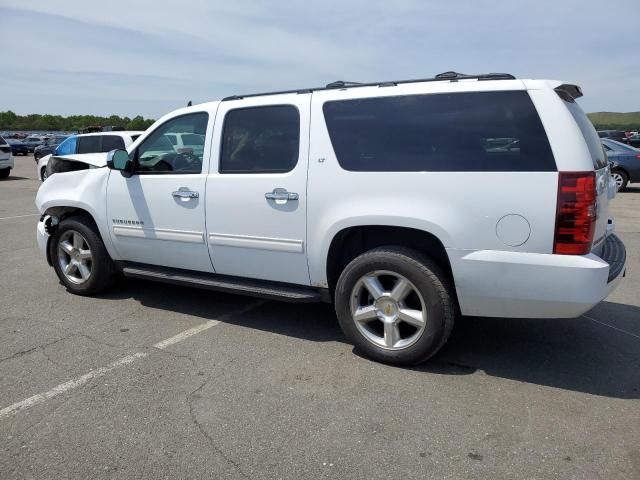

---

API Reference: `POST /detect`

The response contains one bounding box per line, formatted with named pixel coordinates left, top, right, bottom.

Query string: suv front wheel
left=50, top=216, right=117, bottom=295
left=334, top=247, right=457, bottom=365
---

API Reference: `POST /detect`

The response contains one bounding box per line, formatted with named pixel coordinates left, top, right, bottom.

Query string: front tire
left=334, top=247, right=457, bottom=365
left=40, top=166, right=48, bottom=181
left=50, top=216, right=117, bottom=295
left=34, top=152, right=41, bottom=162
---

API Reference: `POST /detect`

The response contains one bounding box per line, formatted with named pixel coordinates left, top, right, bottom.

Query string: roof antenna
left=187, top=100, right=192, bottom=107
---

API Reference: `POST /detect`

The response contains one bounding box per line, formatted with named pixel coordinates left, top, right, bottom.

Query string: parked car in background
left=164, top=132, right=206, bottom=157
left=0, top=136, right=14, bottom=179
left=34, top=135, right=70, bottom=162
left=602, top=138, right=640, bottom=191
left=5, top=138, right=29, bottom=156
left=22, top=135, right=49, bottom=152
left=597, top=130, right=628, bottom=144
left=38, top=131, right=143, bottom=180
left=626, top=134, right=640, bottom=148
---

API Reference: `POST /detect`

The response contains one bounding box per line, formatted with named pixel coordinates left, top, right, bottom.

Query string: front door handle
left=172, top=189, right=199, bottom=199
left=265, top=188, right=299, bottom=202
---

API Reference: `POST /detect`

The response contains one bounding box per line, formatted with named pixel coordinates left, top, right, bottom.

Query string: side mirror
left=106, top=149, right=134, bottom=177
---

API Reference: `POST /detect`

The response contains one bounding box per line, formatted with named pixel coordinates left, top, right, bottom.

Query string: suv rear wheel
left=334, top=247, right=456, bottom=365
left=50, top=216, right=117, bottom=295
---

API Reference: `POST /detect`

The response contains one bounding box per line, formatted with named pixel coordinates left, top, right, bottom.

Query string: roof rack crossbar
left=221, top=71, right=516, bottom=101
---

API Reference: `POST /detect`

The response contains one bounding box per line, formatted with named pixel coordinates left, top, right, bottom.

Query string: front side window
left=323, top=91, right=556, bottom=172
left=101, top=135, right=126, bottom=152
left=219, top=105, right=299, bottom=173
left=55, top=136, right=77, bottom=156
left=77, top=136, right=101, bottom=154
left=135, top=112, right=208, bottom=174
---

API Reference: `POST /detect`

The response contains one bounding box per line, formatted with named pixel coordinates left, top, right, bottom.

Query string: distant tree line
left=0, top=111, right=155, bottom=132
left=587, top=112, right=640, bottom=131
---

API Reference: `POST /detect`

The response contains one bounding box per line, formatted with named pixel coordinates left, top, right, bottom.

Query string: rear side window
left=77, top=136, right=101, bottom=154
left=219, top=105, right=299, bottom=173
left=564, top=101, right=607, bottom=170
left=101, top=135, right=125, bottom=152
left=322, top=91, right=556, bottom=172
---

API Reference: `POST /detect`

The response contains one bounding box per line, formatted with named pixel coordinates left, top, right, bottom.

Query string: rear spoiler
left=554, top=84, right=583, bottom=103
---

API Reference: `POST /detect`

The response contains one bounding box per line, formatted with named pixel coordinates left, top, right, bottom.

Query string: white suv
left=35, top=72, right=627, bottom=365
left=0, top=135, right=14, bottom=178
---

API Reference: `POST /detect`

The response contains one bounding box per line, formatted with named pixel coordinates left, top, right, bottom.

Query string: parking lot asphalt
left=1, top=155, right=639, bottom=480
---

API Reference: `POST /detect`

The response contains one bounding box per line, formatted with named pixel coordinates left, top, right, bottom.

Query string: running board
left=119, top=263, right=329, bottom=303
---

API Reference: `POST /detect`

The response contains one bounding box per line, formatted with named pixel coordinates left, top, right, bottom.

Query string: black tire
left=40, top=167, right=48, bottom=181
left=334, top=246, right=457, bottom=365
left=49, top=216, right=117, bottom=295
left=34, top=152, right=41, bottom=162
left=612, top=170, right=629, bottom=192
left=0, top=169, right=10, bottom=179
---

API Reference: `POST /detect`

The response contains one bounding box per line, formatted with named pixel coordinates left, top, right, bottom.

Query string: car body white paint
left=36, top=77, right=625, bottom=319
left=0, top=137, right=14, bottom=174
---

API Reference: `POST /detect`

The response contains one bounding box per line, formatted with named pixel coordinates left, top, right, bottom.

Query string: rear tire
left=334, top=246, right=457, bottom=365
left=0, top=169, right=10, bottom=179
left=34, top=152, right=41, bottom=162
left=40, top=166, right=48, bottom=181
left=612, top=170, right=629, bottom=192
left=50, top=216, right=117, bottom=295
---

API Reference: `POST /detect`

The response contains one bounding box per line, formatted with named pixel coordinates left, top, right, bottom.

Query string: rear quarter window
left=564, top=101, right=607, bottom=170
left=322, top=90, right=556, bottom=172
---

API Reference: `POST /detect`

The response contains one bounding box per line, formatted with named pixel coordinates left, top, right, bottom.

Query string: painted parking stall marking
left=0, top=320, right=221, bottom=419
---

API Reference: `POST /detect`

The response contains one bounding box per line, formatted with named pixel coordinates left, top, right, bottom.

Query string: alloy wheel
left=349, top=270, right=427, bottom=350
left=57, top=230, right=93, bottom=284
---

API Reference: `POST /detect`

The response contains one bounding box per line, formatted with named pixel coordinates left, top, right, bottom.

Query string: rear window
left=322, top=91, right=556, bottom=172
left=77, top=136, right=101, bottom=154
left=100, top=135, right=126, bottom=152
left=565, top=101, right=607, bottom=170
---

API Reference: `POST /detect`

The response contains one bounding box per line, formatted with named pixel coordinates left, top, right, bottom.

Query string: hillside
left=587, top=112, right=640, bottom=130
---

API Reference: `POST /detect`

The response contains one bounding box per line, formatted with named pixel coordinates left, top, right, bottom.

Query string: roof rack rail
left=326, top=80, right=363, bottom=89
left=221, top=71, right=516, bottom=101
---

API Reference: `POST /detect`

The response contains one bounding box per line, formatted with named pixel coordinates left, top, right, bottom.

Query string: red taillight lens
left=554, top=172, right=597, bottom=255
left=635, top=154, right=640, bottom=160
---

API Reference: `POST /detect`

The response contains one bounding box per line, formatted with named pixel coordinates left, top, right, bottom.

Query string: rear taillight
left=636, top=154, right=640, bottom=160
left=554, top=172, right=597, bottom=255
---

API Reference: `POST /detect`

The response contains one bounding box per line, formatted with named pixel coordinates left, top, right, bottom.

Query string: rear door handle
left=265, top=188, right=299, bottom=202
left=172, top=189, right=199, bottom=199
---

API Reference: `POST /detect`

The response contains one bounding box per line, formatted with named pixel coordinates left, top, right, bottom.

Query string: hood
left=51, top=152, right=109, bottom=167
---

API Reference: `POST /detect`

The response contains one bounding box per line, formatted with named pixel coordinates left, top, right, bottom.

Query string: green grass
left=587, top=112, right=640, bottom=131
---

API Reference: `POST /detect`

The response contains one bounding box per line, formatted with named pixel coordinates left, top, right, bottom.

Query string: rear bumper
left=0, top=156, right=14, bottom=169
left=449, top=234, right=626, bottom=318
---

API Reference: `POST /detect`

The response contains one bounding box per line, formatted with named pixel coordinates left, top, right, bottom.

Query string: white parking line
left=0, top=213, right=40, bottom=221
left=0, top=320, right=221, bottom=419
left=583, top=314, right=640, bottom=341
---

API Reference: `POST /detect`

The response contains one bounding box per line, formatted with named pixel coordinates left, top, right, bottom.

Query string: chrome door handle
left=172, top=189, right=199, bottom=199
left=265, top=188, right=299, bottom=201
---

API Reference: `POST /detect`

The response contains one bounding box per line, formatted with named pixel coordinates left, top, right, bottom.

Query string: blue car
left=5, top=138, right=29, bottom=156
left=602, top=138, right=640, bottom=191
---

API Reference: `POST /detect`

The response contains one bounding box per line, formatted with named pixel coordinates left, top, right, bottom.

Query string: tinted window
left=182, top=134, right=204, bottom=146
left=166, top=134, right=177, bottom=145
left=564, top=100, right=607, bottom=169
left=77, top=136, right=101, bottom=154
left=219, top=105, right=299, bottom=173
left=135, top=112, right=208, bottom=174
left=323, top=91, right=556, bottom=172
left=101, top=135, right=125, bottom=152
left=55, top=136, right=77, bottom=155
left=131, top=134, right=141, bottom=141
left=0, top=136, right=5, bottom=144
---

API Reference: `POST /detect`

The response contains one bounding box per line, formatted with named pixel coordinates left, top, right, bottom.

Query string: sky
left=1, top=0, right=639, bottom=118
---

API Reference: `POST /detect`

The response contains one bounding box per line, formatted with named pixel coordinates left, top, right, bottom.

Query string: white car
left=35, top=71, right=626, bottom=365
left=38, top=131, right=143, bottom=181
left=0, top=135, right=14, bottom=179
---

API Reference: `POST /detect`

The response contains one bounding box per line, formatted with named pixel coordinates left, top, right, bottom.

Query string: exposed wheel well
left=43, top=207, right=99, bottom=265
left=326, top=226, right=455, bottom=297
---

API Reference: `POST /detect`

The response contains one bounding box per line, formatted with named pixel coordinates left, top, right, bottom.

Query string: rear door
left=205, top=93, right=311, bottom=285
